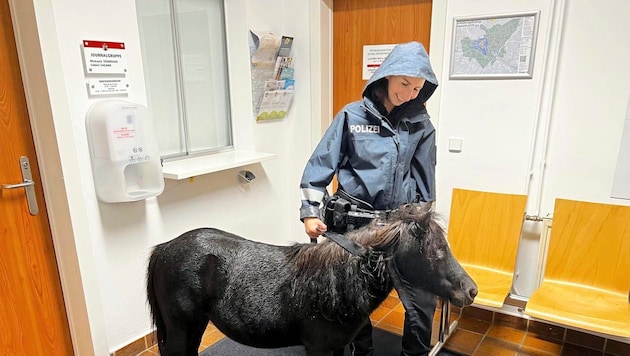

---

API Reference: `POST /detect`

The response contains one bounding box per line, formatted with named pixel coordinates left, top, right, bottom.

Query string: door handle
left=2, top=179, right=35, bottom=189
left=1, top=156, right=39, bottom=215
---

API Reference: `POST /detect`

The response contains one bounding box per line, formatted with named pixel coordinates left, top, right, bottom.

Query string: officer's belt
left=336, top=189, right=392, bottom=218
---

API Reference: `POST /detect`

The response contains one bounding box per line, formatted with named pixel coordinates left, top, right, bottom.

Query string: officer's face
left=386, top=75, right=426, bottom=108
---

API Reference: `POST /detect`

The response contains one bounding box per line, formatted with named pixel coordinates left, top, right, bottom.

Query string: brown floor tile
left=370, top=305, right=391, bottom=323
left=432, top=312, right=460, bottom=332
left=528, top=320, right=565, bottom=342
left=517, top=346, right=559, bottom=356
left=199, top=330, right=225, bottom=349
left=380, top=294, right=401, bottom=309
left=451, top=305, right=463, bottom=315
left=522, top=333, right=563, bottom=355
left=432, top=308, right=459, bottom=322
left=495, top=313, right=528, bottom=331
left=564, top=329, right=605, bottom=351
left=458, top=315, right=492, bottom=335
left=379, top=308, right=405, bottom=330
left=144, top=330, right=158, bottom=348
left=462, top=306, right=494, bottom=323
left=443, top=328, right=484, bottom=355
left=604, top=339, right=630, bottom=356
left=474, top=336, right=519, bottom=356
left=486, top=324, right=526, bottom=344
left=137, top=350, right=159, bottom=356
left=393, top=301, right=406, bottom=313
left=431, top=313, right=460, bottom=346
left=205, top=324, right=220, bottom=333
left=560, top=343, right=603, bottom=356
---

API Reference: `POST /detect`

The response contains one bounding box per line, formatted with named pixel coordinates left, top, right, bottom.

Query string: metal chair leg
left=428, top=299, right=458, bottom=356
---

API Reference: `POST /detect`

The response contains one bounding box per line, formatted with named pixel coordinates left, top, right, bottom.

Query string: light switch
left=448, top=137, right=463, bottom=153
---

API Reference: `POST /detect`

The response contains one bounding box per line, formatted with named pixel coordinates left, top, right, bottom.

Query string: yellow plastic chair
left=447, top=188, right=528, bottom=308
left=525, top=198, right=630, bottom=338
left=429, top=188, right=528, bottom=355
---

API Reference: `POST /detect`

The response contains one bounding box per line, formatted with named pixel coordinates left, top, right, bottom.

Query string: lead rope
left=322, top=231, right=368, bottom=257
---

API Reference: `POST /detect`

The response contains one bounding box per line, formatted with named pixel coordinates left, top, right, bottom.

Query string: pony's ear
left=415, top=202, right=432, bottom=213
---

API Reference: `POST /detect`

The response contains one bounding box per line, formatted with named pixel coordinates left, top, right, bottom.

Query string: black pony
left=147, top=204, right=477, bottom=356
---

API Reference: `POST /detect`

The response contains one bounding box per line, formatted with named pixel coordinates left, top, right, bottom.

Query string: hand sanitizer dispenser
left=86, top=100, right=164, bottom=203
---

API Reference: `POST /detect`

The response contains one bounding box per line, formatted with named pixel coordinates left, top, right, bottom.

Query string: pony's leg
left=160, top=325, right=189, bottom=356
left=160, top=316, right=208, bottom=356
left=185, top=318, right=209, bottom=355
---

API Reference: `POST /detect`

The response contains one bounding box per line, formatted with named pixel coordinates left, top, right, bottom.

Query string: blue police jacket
left=300, top=41, right=438, bottom=220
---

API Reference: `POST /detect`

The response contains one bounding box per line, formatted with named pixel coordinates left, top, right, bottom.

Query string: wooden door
left=331, top=0, right=433, bottom=191
left=0, top=2, right=75, bottom=354
left=333, top=0, right=433, bottom=115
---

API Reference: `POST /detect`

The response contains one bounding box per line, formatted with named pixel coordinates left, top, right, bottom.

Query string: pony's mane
left=291, top=204, right=442, bottom=270
left=287, top=204, right=444, bottom=321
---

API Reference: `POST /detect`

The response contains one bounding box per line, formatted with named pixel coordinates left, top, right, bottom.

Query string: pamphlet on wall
left=250, top=31, right=281, bottom=67
left=256, top=89, right=294, bottom=120
left=249, top=31, right=295, bottom=121
left=249, top=30, right=281, bottom=116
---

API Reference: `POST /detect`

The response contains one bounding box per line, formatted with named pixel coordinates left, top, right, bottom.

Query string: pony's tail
left=147, top=245, right=167, bottom=352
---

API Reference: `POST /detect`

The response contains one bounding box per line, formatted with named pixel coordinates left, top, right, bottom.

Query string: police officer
left=299, top=41, right=439, bottom=356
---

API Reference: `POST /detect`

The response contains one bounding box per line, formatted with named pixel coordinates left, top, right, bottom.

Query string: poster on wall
left=611, top=96, right=630, bottom=200
left=449, top=11, right=539, bottom=80
left=362, top=44, right=396, bottom=80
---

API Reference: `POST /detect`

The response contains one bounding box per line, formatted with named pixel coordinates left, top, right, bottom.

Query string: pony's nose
left=469, top=287, right=478, bottom=300
left=461, top=280, right=478, bottom=305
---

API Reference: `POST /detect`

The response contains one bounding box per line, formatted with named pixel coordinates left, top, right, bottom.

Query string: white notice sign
left=362, top=44, right=396, bottom=80
left=82, top=40, right=127, bottom=74
left=87, top=78, right=130, bottom=96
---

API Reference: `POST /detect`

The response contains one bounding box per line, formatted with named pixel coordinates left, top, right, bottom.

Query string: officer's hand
left=304, top=217, right=327, bottom=239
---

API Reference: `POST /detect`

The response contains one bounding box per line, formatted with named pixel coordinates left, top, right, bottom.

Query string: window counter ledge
left=161, top=150, right=277, bottom=180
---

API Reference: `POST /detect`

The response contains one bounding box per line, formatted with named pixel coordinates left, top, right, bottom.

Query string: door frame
left=8, top=1, right=109, bottom=355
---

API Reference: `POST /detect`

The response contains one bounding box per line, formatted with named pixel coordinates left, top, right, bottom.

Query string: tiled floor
left=126, top=292, right=630, bottom=356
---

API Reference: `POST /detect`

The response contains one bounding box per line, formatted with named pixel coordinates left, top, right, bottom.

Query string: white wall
left=540, top=2, right=630, bottom=211
left=9, top=0, right=630, bottom=354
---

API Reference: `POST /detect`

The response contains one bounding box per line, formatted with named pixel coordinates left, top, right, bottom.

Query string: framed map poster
left=449, top=11, right=540, bottom=80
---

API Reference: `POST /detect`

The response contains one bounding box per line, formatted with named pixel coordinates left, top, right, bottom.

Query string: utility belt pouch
left=324, top=195, right=351, bottom=232
left=324, top=192, right=380, bottom=232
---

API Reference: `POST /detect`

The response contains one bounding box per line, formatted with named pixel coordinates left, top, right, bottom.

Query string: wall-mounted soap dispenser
left=86, top=100, right=164, bottom=203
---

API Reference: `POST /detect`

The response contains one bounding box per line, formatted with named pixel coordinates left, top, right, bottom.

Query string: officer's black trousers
left=400, top=288, right=438, bottom=356
left=333, top=287, right=437, bottom=356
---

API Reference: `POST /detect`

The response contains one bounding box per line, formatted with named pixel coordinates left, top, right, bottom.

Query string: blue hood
left=363, top=41, right=438, bottom=107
